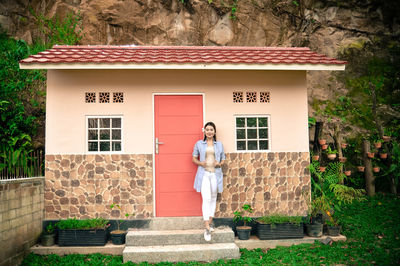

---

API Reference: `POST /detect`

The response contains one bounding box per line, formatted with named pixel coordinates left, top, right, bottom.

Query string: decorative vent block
left=260, top=91, right=270, bottom=103
left=99, top=92, right=110, bottom=103
left=233, top=92, right=243, bottom=103
left=246, top=92, right=257, bottom=103
left=85, top=92, right=96, bottom=103
left=113, top=92, right=124, bottom=103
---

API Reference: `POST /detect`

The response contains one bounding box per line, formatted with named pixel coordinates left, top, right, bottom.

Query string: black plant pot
left=305, top=223, right=323, bottom=237
left=58, top=229, right=107, bottom=246
left=327, top=225, right=341, bottom=236
left=236, top=226, right=251, bottom=240
left=110, top=231, right=126, bottom=245
left=257, top=222, right=304, bottom=240
left=41, top=233, right=55, bottom=246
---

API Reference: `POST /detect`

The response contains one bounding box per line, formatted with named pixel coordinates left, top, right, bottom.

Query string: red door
left=154, top=95, right=203, bottom=217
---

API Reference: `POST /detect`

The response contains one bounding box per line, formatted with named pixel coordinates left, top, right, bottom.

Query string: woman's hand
left=192, top=156, right=206, bottom=167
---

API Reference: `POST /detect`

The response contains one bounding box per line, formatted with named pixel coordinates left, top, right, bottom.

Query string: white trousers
left=201, top=171, right=217, bottom=221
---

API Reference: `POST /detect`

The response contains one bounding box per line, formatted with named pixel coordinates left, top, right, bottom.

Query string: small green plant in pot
left=325, top=211, right=341, bottom=236
left=41, top=223, right=56, bottom=246
left=233, top=204, right=253, bottom=240
left=109, top=204, right=133, bottom=245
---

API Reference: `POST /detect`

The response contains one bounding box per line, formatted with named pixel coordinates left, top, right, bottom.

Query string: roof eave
left=19, top=63, right=346, bottom=71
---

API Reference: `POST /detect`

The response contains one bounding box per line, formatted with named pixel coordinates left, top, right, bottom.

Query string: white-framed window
left=86, top=116, right=123, bottom=153
left=235, top=115, right=270, bottom=151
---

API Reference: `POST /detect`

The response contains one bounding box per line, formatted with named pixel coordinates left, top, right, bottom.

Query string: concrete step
left=126, top=227, right=234, bottom=246
left=149, top=216, right=204, bottom=230
left=123, top=243, right=240, bottom=263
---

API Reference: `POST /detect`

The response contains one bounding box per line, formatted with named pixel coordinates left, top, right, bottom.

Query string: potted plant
left=233, top=204, right=253, bottom=240
left=256, top=214, right=303, bottom=240
left=312, top=155, right=320, bottom=161
left=367, top=152, right=375, bottom=158
left=382, top=135, right=391, bottom=142
left=56, top=217, right=109, bottom=246
left=339, top=157, right=347, bottom=163
left=321, top=144, right=328, bottom=150
left=326, top=146, right=337, bottom=160
left=341, top=143, right=348, bottom=149
left=325, top=211, right=341, bottom=236
left=374, top=140, right=382, bottom=149
left=344, top=170, right=351, bottom=176
left=41, top=223, right=56, bottom=246
left=109, top=204, right=132, bottom=245
left=318, top=139, right=326, bottom=145
left=373, top=166, right=380, bottom=173
left=319, top=166, right=326, bottom=172
left=357, top=165, right=365, bottom=172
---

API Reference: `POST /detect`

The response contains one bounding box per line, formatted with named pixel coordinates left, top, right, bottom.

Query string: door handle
left=155, top=138, right=164, bottom=154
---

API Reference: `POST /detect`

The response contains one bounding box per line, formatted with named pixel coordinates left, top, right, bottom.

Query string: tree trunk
left=370, top=82, right=397, bottom=194
left=363, top=140, right=375, bottom=196
left=334, top=123, right=344, bottom=184
left=313, top=122, right=323, bottom=156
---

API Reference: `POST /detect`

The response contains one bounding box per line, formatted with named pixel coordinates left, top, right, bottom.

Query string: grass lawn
left=21, top=194, right=400, bottom=265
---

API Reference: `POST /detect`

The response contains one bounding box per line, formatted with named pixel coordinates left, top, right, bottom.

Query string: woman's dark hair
left=203, top=121, right=217, bottom=141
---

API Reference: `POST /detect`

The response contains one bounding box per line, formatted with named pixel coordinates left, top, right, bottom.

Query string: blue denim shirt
left=192, top=140, right=226, bottom=193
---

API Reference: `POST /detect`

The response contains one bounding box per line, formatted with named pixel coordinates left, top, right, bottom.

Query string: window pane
left=258, top=117, right=268, bottom=127
left=112, top=142, right=121, bottom=151
left=100, top=141, right=110, bottom=151
left=247, top=129, right=257, bottom=139
left=88, top=130, right=98, bottom=140
left=248, top=140, right=258, bottom=150
left=100, top=129, right=110, bottom=140
left=88, top=142, right=98, bottom=151
left=259, top=128, right=268, bottom=138
left=259, top=140, right=268, bottom=150
left=100, top=118, right=110, bottom=128
left=247, top=118, right=257, bottom=127
left=236, top=117, right=245, bottom=127
left=236, top=129, right=245, bottom=139
left=112, top=129, right=121, bottom=140
left=88, top=118, right=98, bottom=128
left=237, top=141, right=246, bottom=150
left=112, top=118, right=121, bottom=128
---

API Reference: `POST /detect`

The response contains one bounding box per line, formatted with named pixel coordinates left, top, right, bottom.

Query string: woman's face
left=204, top=125, right=215, bottom=139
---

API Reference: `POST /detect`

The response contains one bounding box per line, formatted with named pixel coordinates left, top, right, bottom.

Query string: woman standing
left=192, top=122, right=225, bottom=241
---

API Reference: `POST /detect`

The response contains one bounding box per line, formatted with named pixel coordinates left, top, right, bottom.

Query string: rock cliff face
left=1, top=0, right=399, bottom=109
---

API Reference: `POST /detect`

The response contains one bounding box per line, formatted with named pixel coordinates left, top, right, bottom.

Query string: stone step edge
left=123, top=242, right=239, bottom=253
left=127, top=228, right=233, bottom=235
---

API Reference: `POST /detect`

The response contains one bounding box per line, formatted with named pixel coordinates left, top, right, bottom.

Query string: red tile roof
left=19, top=45, right=347, bottom=68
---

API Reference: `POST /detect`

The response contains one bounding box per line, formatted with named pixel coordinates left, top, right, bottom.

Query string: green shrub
left=56, top=218, right=109, bottom=230
left=256, top=215, right=303, bottom=226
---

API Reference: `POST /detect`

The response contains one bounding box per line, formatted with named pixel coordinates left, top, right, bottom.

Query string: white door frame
left=152, top=93, right=205, bottom=217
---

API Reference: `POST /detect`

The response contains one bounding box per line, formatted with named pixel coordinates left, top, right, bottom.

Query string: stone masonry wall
left=0, top=177, right=44, bottom=266
left=44, top=154, right=153, bottom=219
left=216, top=152, right=310, bottom=217
left=44, top=152, right=310, bottom=220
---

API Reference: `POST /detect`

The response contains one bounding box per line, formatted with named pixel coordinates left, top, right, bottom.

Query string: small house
left=20, top=46, right=346, bottom=220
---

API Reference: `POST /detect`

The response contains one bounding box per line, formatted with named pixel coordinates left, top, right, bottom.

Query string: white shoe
left=209, top=226, right=215, bottom=232
left=204, top=229, right=211, bottom=241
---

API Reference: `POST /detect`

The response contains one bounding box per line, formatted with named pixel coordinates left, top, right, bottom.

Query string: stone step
left=126, top=227, right=234, bottom=246
left=123, top=243, right=240, bottom=263
left=149, top=216, right=204, bottom=230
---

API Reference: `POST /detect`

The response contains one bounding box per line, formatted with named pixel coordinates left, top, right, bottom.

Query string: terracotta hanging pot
left=321, top=144, right=328, bottom=150
left=373, top=167, right=380, bottom=173
left=380, top=153, right=388, bottom=159
left=374, top=142, right=382, bottom=149
left=319, top=166, right=326, bottom=172
left=341, top=143, right=348, bottom=149
left=339, top=157, right=347, bottom=163
left=357, top=166, right=365, bottom=172
left=382, top=136, right=391, bottom=142
left=312, top=155, right=320, bottom=161
left=318, top=139, right=327, bottom=145
left=367, top=152, right=375, bottom=158
left=344, top=170, right=351, bottom=176
left=327, top=154, right=337, bottom=160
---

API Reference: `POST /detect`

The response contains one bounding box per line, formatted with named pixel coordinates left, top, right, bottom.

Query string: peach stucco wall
left=46, top=69, right=309, bottom=154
